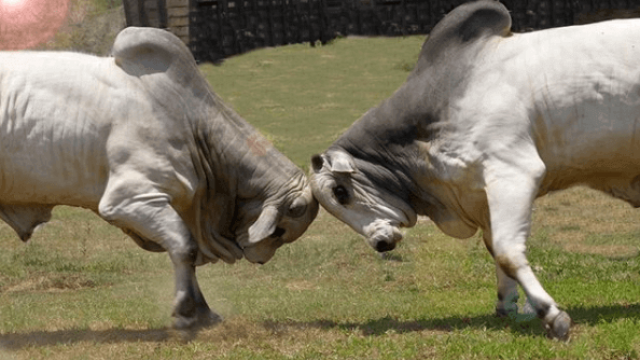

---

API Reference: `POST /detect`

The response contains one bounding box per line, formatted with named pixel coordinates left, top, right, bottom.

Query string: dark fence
left=189, top=0, right=329, bottom=62
left=189, top=0, right=640, bottom=63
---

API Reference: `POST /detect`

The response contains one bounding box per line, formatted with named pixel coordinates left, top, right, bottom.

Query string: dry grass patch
left=562, top=243, right=638, bottom=258
left=533, top=186, right=640, bottom=257
left=3, top=275, right=96, bottom=294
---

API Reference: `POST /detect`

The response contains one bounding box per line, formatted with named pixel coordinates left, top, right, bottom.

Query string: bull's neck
left=333, top=98, right=423, bottom=200
left=201, top=96, right=302, bottom=201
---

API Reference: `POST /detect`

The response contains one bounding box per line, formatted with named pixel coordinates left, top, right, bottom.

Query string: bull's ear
left=248, top=206, right=279, bottom=244
left=329, top=151, right=355, bottom=174
left=311, top=154, right=324, bottom=173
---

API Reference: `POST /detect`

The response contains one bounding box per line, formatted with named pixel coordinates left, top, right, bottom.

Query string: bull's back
left=493, top=20, right=640, bottom=194
left=0, top=52, right=141, bottom=208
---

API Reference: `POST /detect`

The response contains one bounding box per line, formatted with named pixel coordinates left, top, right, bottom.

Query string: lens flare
left=0, top=0, right=70, bottom=50
left=2, top=0, right=25, bottom=7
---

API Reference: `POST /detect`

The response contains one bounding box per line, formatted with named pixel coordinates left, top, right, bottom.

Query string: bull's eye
left=333, top=185, right=349, bottom=205
left=288, top=202, right=307, bottom=218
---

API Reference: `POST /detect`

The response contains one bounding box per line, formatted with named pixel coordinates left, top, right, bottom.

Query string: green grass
left=200, top=36, right=425, bottom=168
left=2, top=37, right=640, bottom=359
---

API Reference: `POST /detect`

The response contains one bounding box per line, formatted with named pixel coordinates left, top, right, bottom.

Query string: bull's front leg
left=171, top=253, right=222, bottom=329
left=98, top=187, right=221, bottom=329
left=484, top=157, right=571, bottom=340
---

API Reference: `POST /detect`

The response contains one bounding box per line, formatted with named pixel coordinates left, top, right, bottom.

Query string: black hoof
left=173, top=310, right=222, bottom=330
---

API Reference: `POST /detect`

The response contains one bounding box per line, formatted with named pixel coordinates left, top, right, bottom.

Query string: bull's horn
left=248, top=205, right=279, bottom=244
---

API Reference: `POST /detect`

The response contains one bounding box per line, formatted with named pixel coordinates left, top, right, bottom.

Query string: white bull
left=0, top=27, right=318, bottom=328
left=310, top=0, right=640, bottom=339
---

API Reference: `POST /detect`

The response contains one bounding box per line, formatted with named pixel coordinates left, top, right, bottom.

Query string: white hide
left=0, top=27, right=318, bottom=328
left=310, top=1, right=640, bottom=339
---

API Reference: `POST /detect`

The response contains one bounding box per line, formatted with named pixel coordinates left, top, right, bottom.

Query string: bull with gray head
left=0, top=27, right=317, bottom=329
left=311, top=0, right=640, bottom=339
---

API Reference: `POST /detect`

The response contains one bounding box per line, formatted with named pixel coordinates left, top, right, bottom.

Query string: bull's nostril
left=375, top=241, right=395, bottom=252
left=271, top=227, right=286, bottom=238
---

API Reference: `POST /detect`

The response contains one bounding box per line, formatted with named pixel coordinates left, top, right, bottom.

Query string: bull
left=310, top=0, right=640, bottom=339
left=0, top=27, right=318, bottom=328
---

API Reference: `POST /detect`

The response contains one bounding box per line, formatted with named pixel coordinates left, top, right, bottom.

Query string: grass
left=200, top=36, right=425, bottom=168
left=37, top=0, right=125, bottom=55
left=1, top=36, right=640, bottom=359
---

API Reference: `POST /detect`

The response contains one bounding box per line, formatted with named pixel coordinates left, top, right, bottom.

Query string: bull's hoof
left=173, top=310, right=223, bottom=330
left=544, top=311, right=571, bottom=341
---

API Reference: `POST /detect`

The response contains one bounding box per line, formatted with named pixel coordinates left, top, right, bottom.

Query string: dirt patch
left=562, top=243, right=638, bottom=258
left=285, top=280, right=318, bottom=291
left=4, top=275, right=97, bottom=293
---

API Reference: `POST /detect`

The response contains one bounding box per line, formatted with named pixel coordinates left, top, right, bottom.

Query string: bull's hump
left=112, top=27, right=208, bottom=95
left=426, top=0, right=510, bottom=47
left=413, top=0, right=511, bottom=75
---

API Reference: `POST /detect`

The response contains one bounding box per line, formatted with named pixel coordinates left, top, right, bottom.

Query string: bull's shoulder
left=413, top=0, right=511, bottom=75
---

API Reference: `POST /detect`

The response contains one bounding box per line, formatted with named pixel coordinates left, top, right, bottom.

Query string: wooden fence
left=124, top=0, right=190, bottom=44
left=124, top=0, right=640, bottom=64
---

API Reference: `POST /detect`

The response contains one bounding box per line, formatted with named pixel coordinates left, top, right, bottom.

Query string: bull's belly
left=0, top=151, right=108, bottom=209
left=538, top=149, right=640, bottom=206
left=0, top=109, right=111, bottom=208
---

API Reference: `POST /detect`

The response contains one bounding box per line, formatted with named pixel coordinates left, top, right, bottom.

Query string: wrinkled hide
left=310, top=0, right=640, bottom=339
left=0, top=27, right=318, bottom=328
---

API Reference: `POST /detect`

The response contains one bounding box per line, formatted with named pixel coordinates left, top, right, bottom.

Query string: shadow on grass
left=0, top=327, right=202, bottom=350
left=264, top=303, right=640, bottom=337
left=2, top=303, right=639, bottom=349
left=266, top=313, right=546, bottom=337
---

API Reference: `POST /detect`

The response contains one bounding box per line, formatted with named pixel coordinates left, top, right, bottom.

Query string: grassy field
left=38, top=0, right=125, bottom=55
left=1, top=36, right=640, bottom=359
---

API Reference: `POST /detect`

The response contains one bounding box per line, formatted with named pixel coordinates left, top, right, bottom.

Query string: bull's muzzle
left=364, top=220, right=403, bottom=253
left=374, top=240, right=396, bottom=252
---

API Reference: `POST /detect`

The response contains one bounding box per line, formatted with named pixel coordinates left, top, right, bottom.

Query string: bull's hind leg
left=484, top=231, right=518, bottom=316
left=495, top=260, right=519, bottom=316
left=494, top=257, right=537, bottom=319
left=484, top=157, right=571, bottom=340
left=98, top=186, right=220, bottom=329
left=485, top=231, right=536, bottom=319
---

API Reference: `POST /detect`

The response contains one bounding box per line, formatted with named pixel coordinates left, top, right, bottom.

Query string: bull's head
left=310, top=150, right=417, bottom=252
left=235, top=178, right=318, bottom=264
